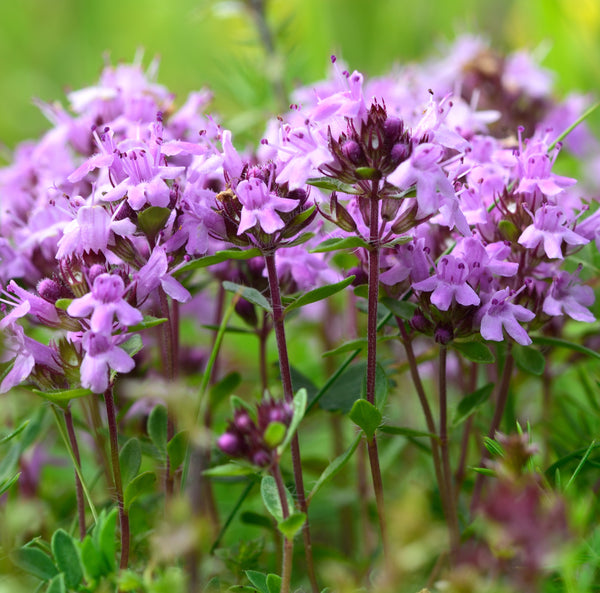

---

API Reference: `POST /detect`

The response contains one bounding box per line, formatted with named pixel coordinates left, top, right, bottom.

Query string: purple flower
left=79, top=330, right=136, bottom=393
left=413, top=255, right=480, bottom=311
left=56, top=202, right=136, bottom=260
left=518, top=204, right=588, bottom=260
left=477, top=288, right=535, bottom=345
left=67, top=273, right=142, bottom=333
left=542, top=270, right=595, bottom=323
left=0, top=302, right=60, bottom=393
left=135, top=245, right=191, bottom=303
left=235, top=177, right=298, bottom=235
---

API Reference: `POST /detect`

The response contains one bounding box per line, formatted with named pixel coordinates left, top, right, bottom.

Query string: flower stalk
left=264, top=252, right=319, bottom=593
left=104, top=386, right=130, bottom=569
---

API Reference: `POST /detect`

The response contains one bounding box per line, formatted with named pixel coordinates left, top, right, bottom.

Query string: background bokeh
left=1, top=0, right=599, bottom=152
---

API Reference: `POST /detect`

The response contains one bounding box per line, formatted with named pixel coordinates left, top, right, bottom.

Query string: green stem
left=104, top=387, right=130, bottom=569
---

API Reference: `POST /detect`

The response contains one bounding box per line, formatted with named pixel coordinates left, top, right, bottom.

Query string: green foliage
left=349, top=399, right=382, bottom=440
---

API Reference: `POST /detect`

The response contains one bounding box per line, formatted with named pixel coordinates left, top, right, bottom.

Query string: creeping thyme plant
left=3, top=34, right=600, bottom=593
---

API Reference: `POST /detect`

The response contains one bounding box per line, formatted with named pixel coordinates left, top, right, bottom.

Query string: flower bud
left=217, top=432, right=244, bottom=456
left=37, top=278, right=63, bottom=303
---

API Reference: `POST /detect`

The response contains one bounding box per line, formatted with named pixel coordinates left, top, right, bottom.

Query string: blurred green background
left=1, top=0, right=599, bottom=150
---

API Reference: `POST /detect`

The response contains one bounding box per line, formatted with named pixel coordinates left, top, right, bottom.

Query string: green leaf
left=11, top=547, right=58, bottom=581
left=310, top=236, right=369, bottom=253
left=167, top=431, right=188, bottom=474
left=306, top=176, right=362, bottom=195
left=379, top=426, right=438, bottom=439
left=323, top=338, right=368, bottom=357
left=452, top=383, right=494, bottom=426
left=97, top=508, right=118, bottom=574
left=379, top=297, right=417, bottom=321
left=283, top=231, right=315, bottom=247
left=514, top=344, right=545, bottom=376
left=452, top=341, right=495, bottom=364
left=245, top=570, right=269, bottom=593
left=80, top=536, right=104, bottom=581
left=117, top=569, right=146, bottom=591
left=124, top=471, right=156, bottom=511
left=349, top=399, right=382, bottom=440
left=127, top=315, right=168, bottom=332
left=532, top=335, right=600, bottom=361
left=284, top=276, right=355, bottom=313
left=240, top=511, right=274, bottom=530
left=565, top=439, right=597, bottom=491
left=51, top=529, right=83, bottom=589
left=361, top=363, right=389, bottom=411
left=263, top=422, right=287, bottom=449
left=318, top=362, right=365, bottom=413
left=471, top=467, right=495, bottom=476
left=178, top=248, right=262, bottom=272
left=308, top=433, right=361, bottom=503
left=31, top=387, right=92, bottom=405
left=260, top=475, right=294, bottom=523
left=46, top=573, right=66, bottom=593
left=210, top=372, right=242, bottom=407
left=278, top=388, right=307, bottom=454
left=147, top=404, right=168, bottom=455
left=0, top=419, right=30, bottom=445
left=266, top=574, right=283, bottom=593
left=121, top=334, right=144, bottom=358
left=137, top=206, right=171, bottom=237
left=203, top=463, right=255, bottom=478
left=0, top=471, right=21, bottom=496
left=222, top=281, right=272, bottom=313
left=119, top=438, right=142, bottom=486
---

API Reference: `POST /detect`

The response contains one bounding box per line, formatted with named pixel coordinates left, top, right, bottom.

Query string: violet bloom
left=518, top=204, right=588, bottom=260
left=477, top=288, right=535, bottom=345
left=542, top=270, right=595, bottom=323
left=79, top=331, right=136, bottom=393
left=0, top=302, right=60, bottom=393
left=413, top=255, right=480, bottom=311
left=514, top=135, right=576, bottom=199
left=135, top=245, right=191, bottom=303
left=235, top=177, right=298, bottom=235
left=67, top=273, right=142, bottom=333
left=56, top=202, right=136, bottom=259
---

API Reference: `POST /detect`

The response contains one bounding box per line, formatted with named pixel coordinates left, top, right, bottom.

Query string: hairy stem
left=264, top=252, right=319, bottom=593
left=104, top=387, right=130, bottom=569
left=271, top=463, right=293, bottom=593
left=364, top=189, right=389, bottom=564
left=438, top=346, right=460, bottom=557
left=64, top=406, right=86, bottom=540
left=397, top=320, right=447, bottom=513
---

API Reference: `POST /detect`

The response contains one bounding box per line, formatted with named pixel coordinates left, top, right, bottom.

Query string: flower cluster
left=217, top=397, right=294, bottom=468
